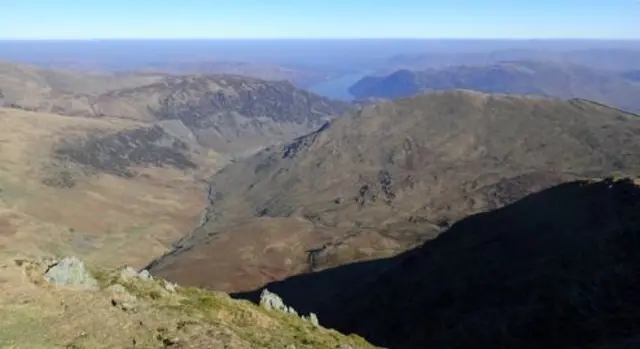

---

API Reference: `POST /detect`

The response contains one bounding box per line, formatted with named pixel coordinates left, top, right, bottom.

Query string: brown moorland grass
left=0, top=108, right=220, bottom=268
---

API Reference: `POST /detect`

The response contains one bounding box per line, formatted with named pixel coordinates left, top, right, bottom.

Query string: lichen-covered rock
left=44, top=256, right=98, bottom=289
left=260, top=289, right=298, bottom=316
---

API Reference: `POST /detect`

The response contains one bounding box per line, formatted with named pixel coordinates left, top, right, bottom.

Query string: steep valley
left=0, top=62, right=350, bottom=269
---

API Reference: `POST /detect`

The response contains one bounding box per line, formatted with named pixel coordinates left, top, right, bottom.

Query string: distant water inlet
left=307, top=72, right=372, bottom=100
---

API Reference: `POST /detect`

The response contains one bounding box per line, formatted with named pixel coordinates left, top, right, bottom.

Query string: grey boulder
left=44, top=256, right=98, bottom=289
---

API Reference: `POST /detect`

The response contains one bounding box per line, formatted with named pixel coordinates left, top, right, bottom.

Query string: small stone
left=44, top=256, right=97, bottom=289
left=107, top=283, right=129, bottom=295
left=162, top=337, right=180, bottom=346
left=259, top=289, right=299, bottom=316
left=137, top=269, right=153, bottom=281
left=304, top=313, right=320, bottom=327
left=111, top=298, right=135, bottom=312
left=260, top=289, right=284, bottom=311
left=163, top=280, right=177, bottom=293
left=119, top=266, right=138, bottom=280
left=108, top=283, right=136, bottom=311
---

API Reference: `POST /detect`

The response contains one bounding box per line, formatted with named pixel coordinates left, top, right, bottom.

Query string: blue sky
left=1, top=0, right=639, bottom=39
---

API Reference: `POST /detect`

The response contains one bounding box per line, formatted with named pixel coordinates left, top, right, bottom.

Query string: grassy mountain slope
left=148, top=91, right=640, bottom=293
left=0, top=255, right=373, bottom=348
left=0, top=61, right=166, bottom=97
left=1, top=62, right=351, bottom=156
left=350, top=60, right=640, bottom=113
left=0, top=107, right=221, bottom=268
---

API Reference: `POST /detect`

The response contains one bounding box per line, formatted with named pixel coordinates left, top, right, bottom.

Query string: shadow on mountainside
left=234, top=177, right=640, bottom=349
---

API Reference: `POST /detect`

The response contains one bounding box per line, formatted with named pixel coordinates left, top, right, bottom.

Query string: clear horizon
left=2, top=38, right=640, bottom=41
left=2, top=0, right=639, bottom=40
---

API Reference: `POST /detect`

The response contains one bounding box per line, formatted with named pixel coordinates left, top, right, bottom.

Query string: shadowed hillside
left=234, top=178, right=640, bottom=349
left=148, top=91, right=640, bottom=294
left=350, top=60, right=640, bottom=113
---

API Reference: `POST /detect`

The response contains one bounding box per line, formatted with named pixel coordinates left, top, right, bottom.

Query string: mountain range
left=0, top=61, right=350, bottom=156
left=350, top=60, right=640, bottom=113
left=1, top=51, right=640, bottom=348
left=382, top=49, right=640, bottom=72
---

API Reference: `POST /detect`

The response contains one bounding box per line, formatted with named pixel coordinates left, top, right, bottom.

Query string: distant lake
left=307, top=71, right=371, bottom=101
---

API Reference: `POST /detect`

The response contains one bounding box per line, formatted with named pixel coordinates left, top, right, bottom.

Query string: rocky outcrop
left=49, top=126, right=197, bottom=180
left=260, top=289, right=299, bottom=315
left=260, top=289, right=321, bottom=327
